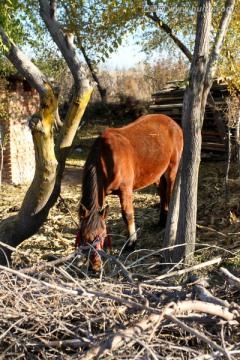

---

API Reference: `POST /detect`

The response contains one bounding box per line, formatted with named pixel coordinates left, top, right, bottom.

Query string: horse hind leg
left=156, top=176, right=168, bottom=229
left=119, top=189, right=137, bottom=251
left=156, top=165, right=178, bottom=229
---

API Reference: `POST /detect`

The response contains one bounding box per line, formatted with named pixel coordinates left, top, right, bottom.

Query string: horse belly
left=132, top=136, right=172, bottom=190
left=133, top=159, right=169, bottom=190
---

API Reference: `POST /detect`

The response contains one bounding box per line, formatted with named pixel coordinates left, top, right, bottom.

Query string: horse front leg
left=119, top=189, right=136, bottom=251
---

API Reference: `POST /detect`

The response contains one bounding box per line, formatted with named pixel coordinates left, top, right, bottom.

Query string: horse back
left=99, top=114, right=183, bottom=191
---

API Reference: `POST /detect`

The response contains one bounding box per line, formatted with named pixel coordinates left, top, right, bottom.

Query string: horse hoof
left=156, top=217, right=167, bottom=230
left=156, top=222, right=165, bottom=231
left=123, top=241, right=136, bottom=252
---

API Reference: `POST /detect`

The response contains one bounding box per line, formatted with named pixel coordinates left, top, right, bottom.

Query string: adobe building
left=0, top=74, right=39, bottom=184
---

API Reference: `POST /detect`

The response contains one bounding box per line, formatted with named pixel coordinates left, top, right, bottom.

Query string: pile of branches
left=0, top=247, right=240, bottom=359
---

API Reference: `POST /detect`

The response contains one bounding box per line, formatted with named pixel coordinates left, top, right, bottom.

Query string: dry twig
left=220, top=267, right=240, bottom=289
left=147, top=257, right=222, bottom=282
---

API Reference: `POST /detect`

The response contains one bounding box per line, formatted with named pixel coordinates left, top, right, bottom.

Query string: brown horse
left=77, top=114, right=183, bottom=259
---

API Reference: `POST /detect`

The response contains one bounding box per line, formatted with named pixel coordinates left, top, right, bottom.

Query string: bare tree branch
left=0, top=28, right=48, bottom=98
left=81, top=299, right=238, bottom=359
left=220, top=267, right=240, bottom=289
left=39, top=0, right=93, bottom=152
left=205, top=0, right=236, bottom=88
left=145, top=10, right=193, bottom=62
left=147, top=257, right=222, bottom=282
left=39, top=0, right=92, bottom=95
left=193, top=279, right=230, bottom=307
left=165, top=314, right=232, bottom=359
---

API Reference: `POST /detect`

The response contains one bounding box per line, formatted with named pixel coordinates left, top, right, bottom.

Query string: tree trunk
left=163, top=0, right=235, bottom=264
left=163, top=0, right=212, bottom=263
left=162, top=160, right=182, bottom=263
left=0, top=84, right=59, bottom=264
left=0, top=1, right=93, bottom=265
left=174, top=85, right=205, bottom=263
left=60, top=1, right=107, bottom=103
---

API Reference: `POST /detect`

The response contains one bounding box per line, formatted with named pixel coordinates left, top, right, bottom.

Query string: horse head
left=79, top=203, right=109, bottom=244
left=76, top=204, right=109, bottom=270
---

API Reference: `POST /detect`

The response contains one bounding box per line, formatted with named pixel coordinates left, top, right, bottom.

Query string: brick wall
left=0, top=76, right=39, bottom=184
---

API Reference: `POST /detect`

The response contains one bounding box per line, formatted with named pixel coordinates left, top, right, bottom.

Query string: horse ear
left=79, top=203, right=89, bottom=219
left=99, top=205, right=109, bottom=220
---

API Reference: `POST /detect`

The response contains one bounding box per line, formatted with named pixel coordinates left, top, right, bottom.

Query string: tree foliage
left=218, top=5, right=240, bottom=90
left=1, top=0, right=239, bottom=82
left=55, top=0, right=239, bottom=88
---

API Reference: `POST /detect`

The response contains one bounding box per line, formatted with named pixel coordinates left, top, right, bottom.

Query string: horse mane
left=81, top=137, right=102, bottom=214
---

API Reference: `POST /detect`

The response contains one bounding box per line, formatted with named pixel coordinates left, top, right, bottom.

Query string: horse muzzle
left=75, top=227, right=112, bottom=270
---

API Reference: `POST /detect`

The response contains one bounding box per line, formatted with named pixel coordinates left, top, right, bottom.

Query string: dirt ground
left=0, top=116, right=240, bottom=270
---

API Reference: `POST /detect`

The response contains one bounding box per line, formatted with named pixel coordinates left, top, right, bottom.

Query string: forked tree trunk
left=163, top=0, right=212, bottom=263
left=163, top=0, right=235, bottom=264
left=61, top=1, right=107, bottom=103
left=0, top=0, right=93, bottom=265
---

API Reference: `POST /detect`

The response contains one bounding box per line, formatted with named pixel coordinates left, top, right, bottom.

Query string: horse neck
left=81, top=145, right=105, bottom=213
